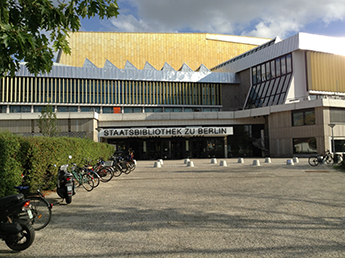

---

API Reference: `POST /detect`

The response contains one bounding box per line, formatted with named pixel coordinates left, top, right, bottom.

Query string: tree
left=38, top=105, right=60, bottom=137
left=0, top=0, right=119, bottom=77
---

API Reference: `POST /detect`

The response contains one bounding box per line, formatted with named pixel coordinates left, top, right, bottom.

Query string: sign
left=99, top=126, right=233, bottom=138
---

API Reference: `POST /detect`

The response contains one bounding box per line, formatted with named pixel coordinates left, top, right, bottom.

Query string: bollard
left=134, top=160, right=137, bottom=165
left=154, top=161, right=161, bottom=168
left=184, top=158, right=190, bottom=164
left=211, top=158, right=217, bottom=164
left=293, top=157, right=299, bottom=163
left=187, top=161, right=194, bottom=167
left=286, top=159, right=294, bottom=165
left=253, top=160, right=260, bottom=166
left=238, top=158, right=244, bottom=163
left=265, top=157, right=271, bottom=163
left=158, top=159, right=163, bottom=165
left=219, top=160, right=227, bottom=166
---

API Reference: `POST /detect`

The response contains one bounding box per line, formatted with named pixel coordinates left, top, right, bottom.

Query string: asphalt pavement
left=1, top=158, right=344, bottom=258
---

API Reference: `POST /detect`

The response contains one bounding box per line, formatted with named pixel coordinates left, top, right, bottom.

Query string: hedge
left=0, top=132, right=114, bottom=197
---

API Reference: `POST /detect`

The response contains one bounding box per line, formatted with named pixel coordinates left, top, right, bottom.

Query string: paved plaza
left=1, top=158, right=344, bottom=258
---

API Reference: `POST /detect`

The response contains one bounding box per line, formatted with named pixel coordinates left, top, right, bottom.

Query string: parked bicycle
left=92, top=158, right=114, bottom=182
left=70, top=163, right=94, bottom=191
left=308, top=150, right=334, bottom=166
left=83, top=158, right=101, bottom=188
left=14, top=181, right=52, bottom=231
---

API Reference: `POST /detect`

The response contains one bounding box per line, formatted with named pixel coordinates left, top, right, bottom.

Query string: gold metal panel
left=307, top=51, right=345, bottom=93
left=59, top=32, right=263, bottom=70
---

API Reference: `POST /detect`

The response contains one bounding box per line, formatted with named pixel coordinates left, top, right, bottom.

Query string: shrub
left=0, top=133, right=114, bottom=197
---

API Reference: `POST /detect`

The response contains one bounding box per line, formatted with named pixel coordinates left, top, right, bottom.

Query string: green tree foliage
left=38, top=105, right=60, bottom=137
left=0, top=0, right=119, bottom=77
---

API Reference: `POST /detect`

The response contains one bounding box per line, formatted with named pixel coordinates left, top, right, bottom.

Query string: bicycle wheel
left=308, top=156, right=319, bottom=166
left=111, top=166, right=122, bottom=177
left=29, top=196, right=52, bottom=231
left=123, top=163, right=132, bottom=174
left=81, top=174, right=94, bottom=191
left=98, top=167, right=114, bottom=182
left=325, top=156, right=334, bottom=165
left=130, top=162, right=136, bottom=172
left=91, top=172, right=100, bottom=188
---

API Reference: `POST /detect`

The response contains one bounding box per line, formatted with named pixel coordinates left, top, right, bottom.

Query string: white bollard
left=184, top=158, right=190, bottom=164
left=154, top=161, right=161, bottom=168
left=211, top=158, right=217, bottom=164
left=187, top=161, right=194, bottom=167
left=293, top=157, right=299, bottom=163
left=253, top=160, right=260, bottom=166
left=158, top=159, right=163, bottom=165
left=219, top=160, right=227, bottom=166
left=133, top=160, right=137, bottom=165
left=286, top=159, right=294, bottom=165
left=265, top=157, right=271, bottom=163
left=238, top=158, right=244, bottom=163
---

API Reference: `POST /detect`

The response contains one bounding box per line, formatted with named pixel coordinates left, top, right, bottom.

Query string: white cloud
left=110, top=0, right=345, bottom=38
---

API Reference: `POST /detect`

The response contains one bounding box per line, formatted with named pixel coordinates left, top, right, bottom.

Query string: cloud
left=109, top=0, right=345, bottom=38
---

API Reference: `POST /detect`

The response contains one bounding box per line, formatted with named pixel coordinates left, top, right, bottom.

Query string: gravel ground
left=1, top=158, right=344, bottom=258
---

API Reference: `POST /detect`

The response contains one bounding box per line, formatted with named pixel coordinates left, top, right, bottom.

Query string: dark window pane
left=0, top=106, right=7, bottom=113
left=276, top=75, right=286, bottom=94
left=278, top=92, right=286, bottom=104
left=275, top=58, right=281, bottom=76
left=265, top=62, right=271, bottom=80
left=293, top=138, right=317, bottom=154
left=282, top=74, right=292, bottom=93
left=304, top=110, right=315, bottom=125
left=281, top=56, right=286, bottom=74
left=261, top=81, right=270, bottom=98
left=10, top=106, right=21, bottom=113
left=257, top=65, right=261, bottom=83
left=261, top=64, right=266, bottom=81
left=272, top=94, right=280, bottom=105
left=252, top=67, right=257, bottom=85
left=34, top=106, right=44, bottom=113
left=271, top=60, right=276, bottom=78
left=286, top=54, right=292, bottom=73
left=102, top=107, right=114, bottom=113
left=292, top=112, right=304, bottom=126
left=271, top=77, right=281, bottom=95
left=57, top=106, right=68, bottom=112
left=21, top=106, right=31, bottom=113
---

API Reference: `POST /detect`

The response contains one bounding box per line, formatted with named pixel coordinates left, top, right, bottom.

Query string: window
left=80, top=107, right=100, bottom=113
left=0, top=106, right=6, bottom=113
left=10, top=105, right=21, bottom=113
left=292, top=109, right=315, bottom=126
left=246, top=53, right=293, bottom=109
left=293, top=138, right=317, bottom=154
left=34, top=106, right=44, bottom=113
left=145, top=107, right=163, bottom=113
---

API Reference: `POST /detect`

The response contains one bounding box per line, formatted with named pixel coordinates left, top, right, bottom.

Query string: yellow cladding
left=307, top=51, right=345, bottom=93
left=59, top=32, right=263, bottom=70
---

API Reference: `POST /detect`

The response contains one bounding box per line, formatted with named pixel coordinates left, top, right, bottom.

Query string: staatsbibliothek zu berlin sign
left=98, top=126, right=233, bottom=138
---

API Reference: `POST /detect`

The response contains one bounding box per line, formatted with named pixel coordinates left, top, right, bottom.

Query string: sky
left=79, top=0, right=345, bottom=39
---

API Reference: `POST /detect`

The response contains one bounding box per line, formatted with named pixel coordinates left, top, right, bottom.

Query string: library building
left=1, top=32, right=344, bottom=159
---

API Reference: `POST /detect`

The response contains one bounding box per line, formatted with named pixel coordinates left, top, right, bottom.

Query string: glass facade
left=0, top=77, right=221, bottom=107
left=246, top=53, right=292, bottom=109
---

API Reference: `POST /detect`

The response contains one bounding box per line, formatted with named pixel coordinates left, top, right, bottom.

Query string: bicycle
left=14, top=185, right=52, bottom=231
left=83, top=158, right=100, bottom=188
left=93, top=159, right=114, bottom=182
left=308, top=150, right=334, bottom=166
left=70, top=164, right=94, bottom=191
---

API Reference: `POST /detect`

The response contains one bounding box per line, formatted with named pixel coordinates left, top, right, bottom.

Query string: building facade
left=0, top=32, right=344, bottom=159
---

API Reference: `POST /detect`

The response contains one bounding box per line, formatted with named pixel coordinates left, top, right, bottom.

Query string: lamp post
left=328, top=124, right=336, bottom=153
